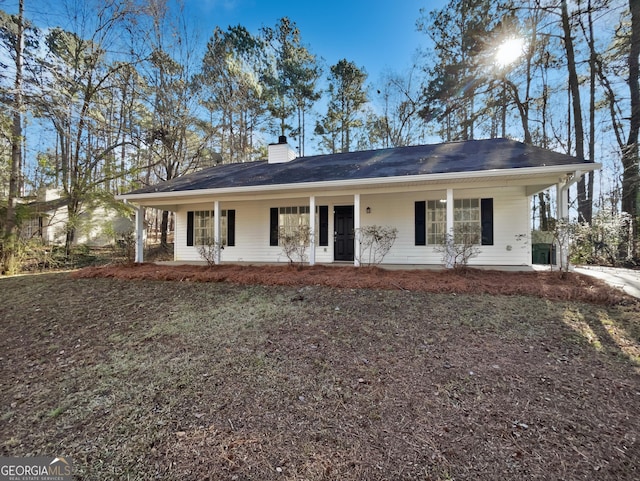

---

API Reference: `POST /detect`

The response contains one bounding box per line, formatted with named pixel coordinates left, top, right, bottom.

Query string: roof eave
left=116, top=162, right=600, bottom=203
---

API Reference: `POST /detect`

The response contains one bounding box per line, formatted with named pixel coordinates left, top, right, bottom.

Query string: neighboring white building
left=21, top=189, right=132, bottom=246
left=117, top=138, right=600, bottom=268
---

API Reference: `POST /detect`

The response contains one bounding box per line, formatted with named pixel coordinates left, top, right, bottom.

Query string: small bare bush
left=114, top=232, right=136, bottom=263
left=198, top=240, right=223, bottom=267
left=436, top=224, right=481, bottom=269
left=103, top=218, right=136, bottom=263
left=279, top=225, right=310, bottom=265
left=552, top=219, right=577, bottom=275
left=357, top=225, right=398, bottom=266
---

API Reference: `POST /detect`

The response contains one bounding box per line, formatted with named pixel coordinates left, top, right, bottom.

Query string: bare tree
left=560, top=0, right=593, bottom=224
left=371, top=68, right=421, bottom=148
left=31, top=1, right=143, bottom=256
left=141, top=0, right=211, bottom=248
left=1, top=0, right=24, bottom=273
left=622, top=0, right=640, bottom=257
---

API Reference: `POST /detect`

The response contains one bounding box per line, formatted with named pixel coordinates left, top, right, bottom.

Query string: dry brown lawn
left=1, top=265, right=638, bottom=480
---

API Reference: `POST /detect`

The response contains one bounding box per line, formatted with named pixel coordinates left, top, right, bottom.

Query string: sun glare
left=495, top=37, right=525, bottom=67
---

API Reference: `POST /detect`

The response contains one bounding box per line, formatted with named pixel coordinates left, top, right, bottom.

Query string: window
left=279, top=206, right=310, bottom=239
left=193, top=210, right=213, bottom=245
left=187, top=210, right=233, bottom=246
left=21, top=217, right=43, bottom=240
left=427, top=200, right=446, bottom=245
left=453, top=198, right=480, bottom=244
left=417, top=198, right=490, bottom=246
left=270, top=206, right=328, bottom=247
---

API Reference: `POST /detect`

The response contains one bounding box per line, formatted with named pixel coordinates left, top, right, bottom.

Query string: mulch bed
left=72, top=262, right=633, bottom=305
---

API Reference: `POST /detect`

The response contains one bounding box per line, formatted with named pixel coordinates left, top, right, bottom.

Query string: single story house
left=118, top=137, right=600, bottom=268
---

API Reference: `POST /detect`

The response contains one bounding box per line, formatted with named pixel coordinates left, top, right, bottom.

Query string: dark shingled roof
left=127, top=138, right=590, bottom=195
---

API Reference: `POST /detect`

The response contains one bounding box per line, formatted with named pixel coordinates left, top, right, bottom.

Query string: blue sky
left=6, top=0, right=444, bottom=82
left=182, top=0, right=443, bottom=82
left=2, top=0, right=446, bottom=157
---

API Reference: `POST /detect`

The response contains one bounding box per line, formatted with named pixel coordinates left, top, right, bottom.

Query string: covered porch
left=127, top=170, right=574, bottom=268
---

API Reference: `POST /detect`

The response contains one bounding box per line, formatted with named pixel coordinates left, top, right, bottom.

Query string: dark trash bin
left=532, top=243, right=556, bottom=265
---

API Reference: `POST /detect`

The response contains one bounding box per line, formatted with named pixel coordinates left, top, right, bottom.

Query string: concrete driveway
left=574, top=265, right=640, bottom=299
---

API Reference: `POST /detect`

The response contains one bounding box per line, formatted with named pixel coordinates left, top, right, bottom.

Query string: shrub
left=435, top=224, right=481, bottom=269
left=356, top=225, right=398, bottom=266
left=114, top=232, right=136, bottom=263
left=570, top=211, right=633, bottom=266
left=197, top=239, right=223, bottom=267
left=1, top=235, right=27, bottom=274
left=279, top=225, right=311, bottom=265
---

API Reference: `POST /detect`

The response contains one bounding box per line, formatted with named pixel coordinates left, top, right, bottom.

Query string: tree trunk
left=622, top=0, right=640, bottom=259
left=301, top=102, right=306, bottom=157
left=3, top=0, right=25, bottom=274
left=587, top=0, right=596, bottom=224
left=161, top=210, right=169, bottom=249
left=561, top=0, right=590, bottom=223
left=501, top=81, right=507, bottom=138
left=64, top=196, right=80, bottom=258
left=537, top=190, right=550, bottom=232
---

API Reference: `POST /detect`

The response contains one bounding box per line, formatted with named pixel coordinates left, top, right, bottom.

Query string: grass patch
left=46, top=406, right=67, bottom=419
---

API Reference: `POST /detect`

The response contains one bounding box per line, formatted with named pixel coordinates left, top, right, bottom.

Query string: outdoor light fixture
left=366, top=206, right=371, bottom=214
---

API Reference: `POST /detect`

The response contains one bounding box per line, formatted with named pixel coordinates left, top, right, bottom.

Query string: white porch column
left=309, top=195, right=316, bottom=266
left=445, top=188, right=455, bottom=268
left=446, top=188, right=454, bottom=235
left=556, top=182, right=569, bottom=220
left=556, top=182, right=569, bottom=270
left=213, top=200, right=221, bottom=265
left=135, top=206, right=145, bottom=263
left=354, top=193, right=361, bottom=267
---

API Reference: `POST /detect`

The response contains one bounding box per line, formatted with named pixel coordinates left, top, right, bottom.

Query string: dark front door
left=334, top=206, right=354, bottom=261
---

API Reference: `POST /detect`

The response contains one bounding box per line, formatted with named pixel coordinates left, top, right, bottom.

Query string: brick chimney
left=268, top=135, right=297, bottom=164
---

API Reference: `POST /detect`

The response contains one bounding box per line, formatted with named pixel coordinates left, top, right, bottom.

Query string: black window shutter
left=319, top=205, right=329, bottom=246
left=269, top=207, right=279, bottom=246
left=481, top=198, right=494, bottom=245
left=186, top=211, right=194, bottom=246
left=227, top=209, right=235, bottom=246
left=415, top=201, right=426, bottom=246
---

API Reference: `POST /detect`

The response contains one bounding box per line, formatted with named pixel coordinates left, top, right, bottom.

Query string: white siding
left=174, top=202, right=277, bottom=262
left=477, top=188, right=531, bottom=266
left=174, top=186, right=532, bottom=266
left=175, top=200, right=334, bottom=264
left=23, top=202, right=126, bottom=247
left=359, top=187, right=530, bottom=266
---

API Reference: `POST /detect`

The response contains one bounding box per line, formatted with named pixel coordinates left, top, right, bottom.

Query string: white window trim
left=193, top=210, right=228, bottom=246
